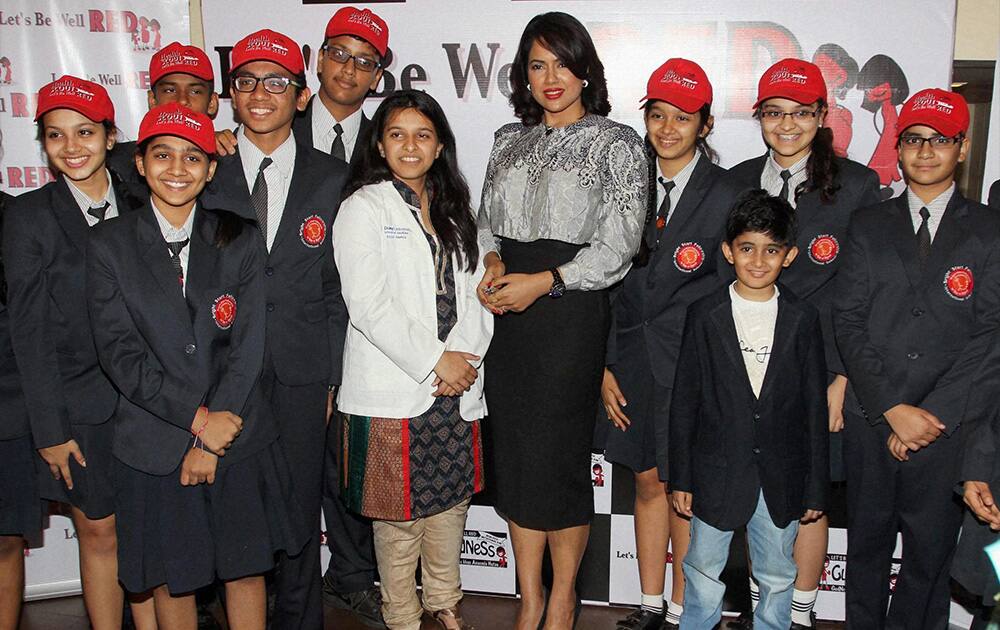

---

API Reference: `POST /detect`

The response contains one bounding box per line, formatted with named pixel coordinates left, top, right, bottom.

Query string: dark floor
left=20, top=594, right=848, bottom=629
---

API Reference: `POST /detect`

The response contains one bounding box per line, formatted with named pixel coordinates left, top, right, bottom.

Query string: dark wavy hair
left=726, top=188, right=798, bottom=246
left=508, top=12, right=611, bottom=126
left=632, top=102, right=717, bottom=267
left=346, top=89, right=478, bottom=272
left=858, top=54, right=909, bottom=113
left=754, top=98, right=840, bottom=204
left=812, top=43, right=859, bottom=100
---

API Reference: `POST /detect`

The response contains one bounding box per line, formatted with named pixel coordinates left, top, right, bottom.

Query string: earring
left=527, top=82, right=532, bottom=91
left=582, top=79, right=589, bottom=88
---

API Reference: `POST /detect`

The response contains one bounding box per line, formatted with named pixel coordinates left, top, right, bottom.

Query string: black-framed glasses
left=758, top=109, right=821, bottom=122
left=231, top=75, right=302, bottom=94
left=322, top=46, right=380, bottom=73
left=898, top=133, right=963, bottom=151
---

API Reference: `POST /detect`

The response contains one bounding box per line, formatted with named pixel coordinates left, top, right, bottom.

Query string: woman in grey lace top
left=475, top=12, right=647, bottom=630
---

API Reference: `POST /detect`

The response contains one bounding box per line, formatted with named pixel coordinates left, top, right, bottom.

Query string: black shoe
left=726, top=612, right=753, bottom=629
left=661, top=620, right=679, bottom=630
left=789, top=611, right=816, bottom=630
left=322, top=577, right=387, bottom=629
left=616, top=609, right=665, bottom=630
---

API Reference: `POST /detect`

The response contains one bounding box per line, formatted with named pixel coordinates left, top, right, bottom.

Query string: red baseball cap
left=754, top=58, right=827, bottom=109
left=149, top=42, right=214, bottom=87
left=896, top=88, right=970, bottom=138
left=325, top=7, right=389, bottom=58
left=35, top=75, right=115, bottom=124
left=138, top=103, right=217, bottom=155
left=639, top=58, right=713, bottom=113
left=231, top=29, right=304, bottom=76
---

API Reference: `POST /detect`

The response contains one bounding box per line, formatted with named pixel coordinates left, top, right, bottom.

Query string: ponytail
left=796, top=101, right=840, bottom=203
left=694, top=103, right=719, bottom=164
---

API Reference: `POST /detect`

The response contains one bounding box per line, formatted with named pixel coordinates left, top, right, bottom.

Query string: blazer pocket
left=304, top=298, right=326, bottom=323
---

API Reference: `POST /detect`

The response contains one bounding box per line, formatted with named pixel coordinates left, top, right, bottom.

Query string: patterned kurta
left=342, top=180, right=483, bottom=521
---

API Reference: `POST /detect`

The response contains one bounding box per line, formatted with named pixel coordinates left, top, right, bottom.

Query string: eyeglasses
left=231, top=75, right=302, bottom=94
left=898, top=134, right=963, bottom=151
left=322, top=46, right=380, bottom=73
left=758, top=109, right=821, bottom=122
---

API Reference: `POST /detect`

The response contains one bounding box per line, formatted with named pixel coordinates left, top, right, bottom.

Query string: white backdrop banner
left=203, top=0, right=956, bottom=200
left=0, top=0, right=189, bottom=195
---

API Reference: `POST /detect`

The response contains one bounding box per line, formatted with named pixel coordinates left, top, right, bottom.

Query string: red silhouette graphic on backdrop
left=149, top=20, right=161, bottom=50
left=858, top=55, right=910, bottom=196
left=812, top=44, right=858, bottom=157
left=0, top=57, right=12, bottom=84
left=592, top=464, right=605, bottom=488
left=497, top=546, right=508, bottom=568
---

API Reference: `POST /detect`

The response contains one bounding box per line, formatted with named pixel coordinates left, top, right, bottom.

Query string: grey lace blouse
left=477, top=114, right=648, bottom=291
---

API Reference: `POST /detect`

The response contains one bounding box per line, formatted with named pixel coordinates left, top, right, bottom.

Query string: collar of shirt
left=906, top=182, right=955, bottom=241
left=237, top=126, right=297, bottom=189
left=656, top=150, right=701, bottom=211
left=311, top=99, right=363, bottom=159
left=150, top=197, right=195, bottom=243
left=64, top=170, right=119, bottom=226
left=762, top=151, right=809, bottom=208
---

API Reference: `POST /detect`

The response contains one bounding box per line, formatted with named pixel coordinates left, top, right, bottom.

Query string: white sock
left=749, top=577, right=760, bottom=612
left=791, top=588, right=818, bottom=626
left=640, top=592, right=664, bottom=614
left=665, top=601, right=683, bottom=624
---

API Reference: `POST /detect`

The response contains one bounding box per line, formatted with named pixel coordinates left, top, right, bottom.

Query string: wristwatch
left=548, top=267, right=566, bottom=298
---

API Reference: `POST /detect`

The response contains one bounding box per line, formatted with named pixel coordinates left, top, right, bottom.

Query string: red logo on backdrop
left=808, top=234, right=839, bottom=264
left=674, top=242, right=705, bottom=272
left=944, top=266, right=973, bottom=301
left=300, top=215, right=327, bottom=248
left=0, top=56, right=12, bottom=85
left=212, top=294, right=237, bottom=330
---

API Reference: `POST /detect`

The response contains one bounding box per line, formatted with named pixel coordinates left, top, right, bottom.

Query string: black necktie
left=778, top=169, right=792, bottom=204
left=250, top=157, right=272, bottom=238
left=87, top=201, right=111, bottom=224
left=167, top=238, right=189, bottom=286
left=331, top=123, right=346, bottom=163
left=916, top=206, right=932, bottom=266
left=652, top=178, right=676, bottom=250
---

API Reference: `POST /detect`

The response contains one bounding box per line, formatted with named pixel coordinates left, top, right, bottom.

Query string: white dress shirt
left=761, top=151, right=809, bottom=209
left=65, top=170, right=119, bottom=226
left=656, top=151, right=701, bottom=227
left=906, top=183, right=954, bottom=242
left=237, top=128, right=296, bottom=251
left=311, top=100, right=364, bottom=161
left=150, top=199, right=196, bottom=296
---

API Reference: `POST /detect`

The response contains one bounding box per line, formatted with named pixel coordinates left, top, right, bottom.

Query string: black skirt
left=114, top=440, right=306, bottom=595
left=484, top=239, right=609, bottom=530
left=0, top=435, right=42, bottom=536
left=37, top=420, right=116, bottom=520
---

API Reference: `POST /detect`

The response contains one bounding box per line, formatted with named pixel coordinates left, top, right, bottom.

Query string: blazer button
left=907, top=352, right=920, bottom=360
left=752, top=447, right=761, bottom=454
left=185, top=343, right=196, bottom=355
left=643, top=320, right=650, bottom=327
left=265, top=266, right=274, bottom=276
left=266, top=303, right=275, bottom=313
left=753, top=413, right=760, bottom=421
left=911, top=307, right=924, bottom=317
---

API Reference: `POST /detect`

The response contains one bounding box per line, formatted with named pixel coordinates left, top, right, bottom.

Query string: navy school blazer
left=87, top=203, right=271, bottom=475
left=199, top=142, right=350, bottom=387
left=724, top=154, right=880, bottom=374
left=292, top=96, right=372, bottom=167
left=0, top=192, right=29, bottom=442
left=669, top=284, right=829, bottom=531
left=834, top=191, right=1000, bottom=434
left=3, top=175, right=140, bottom=448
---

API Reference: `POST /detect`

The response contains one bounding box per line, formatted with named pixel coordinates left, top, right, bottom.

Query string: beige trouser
left=372, top=499, right=471, bottom=630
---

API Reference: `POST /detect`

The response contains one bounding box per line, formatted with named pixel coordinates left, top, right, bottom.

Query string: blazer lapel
left=51, top=178, right=91, bottom=254
left=137, top=205, right=194, bottom=326
left=887, top=195, right=924, bottom=289
left=651, top=157, right=714, bottom=268
left=201, top=151, right=254, bottom=221
left=922, top=193, right=968, bottom=284
left=271, top=147, right=311, bottom=251
left=756, top=294, right=798, bottom=402
left=184, top=209, right=220, bottom=319
left=709, top=297, right=756, bottom=400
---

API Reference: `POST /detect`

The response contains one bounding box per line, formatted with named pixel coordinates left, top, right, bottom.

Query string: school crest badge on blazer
left=808, top=234, right=839, bottom=264
left=674, top=242, right=705, bottom=272
left=212, top=294, right=237, bottom=329
left=943, top=266, right=973, bottom=301
left=300, top=214, right=327, bottom=248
